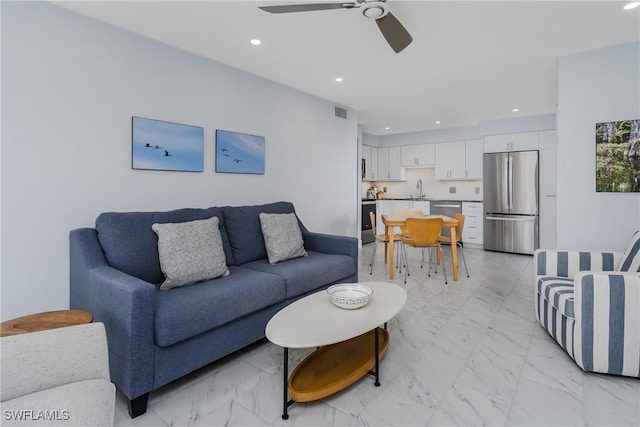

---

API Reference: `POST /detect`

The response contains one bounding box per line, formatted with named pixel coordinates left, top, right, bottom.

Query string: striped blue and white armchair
left=534, top=231, right=640, bottom=378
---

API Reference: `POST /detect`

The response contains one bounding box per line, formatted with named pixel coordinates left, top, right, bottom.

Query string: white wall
left=362, top=169, right=482, bottom=202
left=557, top=42, right=640, bottom=250
left=1, top=2, right=358, bottom=321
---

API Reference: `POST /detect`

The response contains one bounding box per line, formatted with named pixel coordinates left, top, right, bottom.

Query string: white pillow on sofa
left=259, top=213, right=307, bottom=264
left=152, top=217, right=229, bottom=290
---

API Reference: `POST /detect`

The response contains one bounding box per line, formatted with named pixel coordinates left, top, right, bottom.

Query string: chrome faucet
left=416, top=179, right=423, bottom=199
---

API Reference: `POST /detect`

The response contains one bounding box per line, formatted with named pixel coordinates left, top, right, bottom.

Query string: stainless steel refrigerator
left=483, top=150, right=539, bottom=255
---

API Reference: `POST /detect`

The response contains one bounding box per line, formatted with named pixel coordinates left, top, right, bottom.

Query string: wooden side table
left=0, top=309, right=93, bottom=337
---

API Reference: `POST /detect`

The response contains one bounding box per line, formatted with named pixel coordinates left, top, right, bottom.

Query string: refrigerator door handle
left=486, top=216, right=535, bottom=222
left=507, top=154, right=513, bottom=211
left=501, top=154, right=510, bottom=213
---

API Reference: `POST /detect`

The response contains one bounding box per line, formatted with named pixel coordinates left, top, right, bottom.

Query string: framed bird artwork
left=215, top=129, right=265, bottom=174
left=132, top=116, right=204, bottom=172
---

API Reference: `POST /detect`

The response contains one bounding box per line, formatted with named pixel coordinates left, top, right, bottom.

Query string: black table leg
left=374, top=327, right=380, bottom=386
left=282, top=347, right=289, bottom=420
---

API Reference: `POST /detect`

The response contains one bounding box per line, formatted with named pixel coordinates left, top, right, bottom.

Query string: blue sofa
left=69, top=201, right=357, bottom=418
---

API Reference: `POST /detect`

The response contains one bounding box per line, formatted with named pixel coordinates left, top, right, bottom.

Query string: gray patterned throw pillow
left=152, top=217, right=230, bottom=290
left=259, top=213, right=307, bottom=264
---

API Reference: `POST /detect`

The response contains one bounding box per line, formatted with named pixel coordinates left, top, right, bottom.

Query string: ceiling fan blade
left=375, top=12, right=413, bottom=53
left=259, top=3, right=355, bottom=14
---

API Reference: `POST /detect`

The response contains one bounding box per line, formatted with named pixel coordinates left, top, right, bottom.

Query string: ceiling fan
left=258, top=0, right=413, bottom=53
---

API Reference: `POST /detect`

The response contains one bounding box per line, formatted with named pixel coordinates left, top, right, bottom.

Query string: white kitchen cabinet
left=538, top=130, right=557, bottom=150
left=435, top=140, right=482, bottom=180
left=377, top=146, right=403, bottom=180
left=465, top=139, right=483, bottom=180
left=362, top=145, right=370, bottom=179
left=539, top=149, right=557, bottom=248
left=391, top=200, right=411, bottom=215
left=462, top=202, right=483, bottom=245
left=435, top=141, right=466, bottom=180
left=376, top=199, right=430, bottom=233
left=362, top=145, right=378, bottom=181
left=401, top=144, right=435, bottom=167
left=376, top=200, right=398, bottom=233
left=375, top=200, right=386, bottom=233
left=483, top=132, right=539, bottom=153
left=378, top=148, right=390, bottom=181
left=412, top=200, right=430, bottom=214
left=394, top=200, right=430, bottom=214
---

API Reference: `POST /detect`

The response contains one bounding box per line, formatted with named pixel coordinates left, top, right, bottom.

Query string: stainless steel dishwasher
left=430, top=201, right=462, bottom=239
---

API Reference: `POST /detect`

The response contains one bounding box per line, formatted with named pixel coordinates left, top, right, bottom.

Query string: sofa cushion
left=259, top=213, right=307, bottom=264
left=222, top=202, right=297, bottom=265
left=618, top=230, right=640, bottom=272
left=152, top=217, right=230, bottom=290
left=154, top=266, right=285, bottom=347
left=537, top=275, right=575, bottom=318
left=96, top=207, right=234, bottom=283
left=241, top=251, right=355, bottom=299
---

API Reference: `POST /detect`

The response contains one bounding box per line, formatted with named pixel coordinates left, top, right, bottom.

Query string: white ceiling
left=55, top=1, right=640, bottom=135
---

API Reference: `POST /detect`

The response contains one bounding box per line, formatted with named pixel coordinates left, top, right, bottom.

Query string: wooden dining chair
left=400, top=217, right=447, bottom=284
left=393, top=210, right=424, bottom=235
left=368, top=211, right=402, bottom=275
left=393, top=210, right=423, bottom=271
left=438, top=212, right=469, bottom=278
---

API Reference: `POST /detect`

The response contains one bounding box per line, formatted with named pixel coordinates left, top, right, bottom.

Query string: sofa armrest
left=0, top=323, right=112, bottom=402
left=302, top=231, right=358, bottom=281
left=572, top=271, right=640, bottom=377
left=534, top=249, right=624, bottom=279
left=70, top=228, right=156, bottom=400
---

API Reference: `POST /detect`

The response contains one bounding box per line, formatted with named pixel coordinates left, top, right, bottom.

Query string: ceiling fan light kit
left=361, top=2, right=389, bottom=19
left=259, top=0, right=412, bottom=53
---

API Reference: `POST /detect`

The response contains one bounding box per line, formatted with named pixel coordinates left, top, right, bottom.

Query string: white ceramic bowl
left=326, top=284, right=373, bottom=310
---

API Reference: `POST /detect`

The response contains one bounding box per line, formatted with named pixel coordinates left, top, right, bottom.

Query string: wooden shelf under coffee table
left=265, top=281, right=406, bottom=419
left=288, top=328, right=390, bottom=402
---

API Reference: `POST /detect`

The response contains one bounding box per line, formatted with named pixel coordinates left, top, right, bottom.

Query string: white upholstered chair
left=534, top=231, right=640, bottom=378
left=0, top=322, right=116, bottom=426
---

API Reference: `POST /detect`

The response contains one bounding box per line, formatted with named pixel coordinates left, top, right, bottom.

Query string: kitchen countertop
left=362, top=198, right=483, bottom=202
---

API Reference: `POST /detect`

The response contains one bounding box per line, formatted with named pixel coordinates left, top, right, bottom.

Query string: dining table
left=381, top=214, right=460, bottom=282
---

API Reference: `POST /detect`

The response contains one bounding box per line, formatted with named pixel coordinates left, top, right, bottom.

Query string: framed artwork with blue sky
left=132, top=116, right=204, bottom=172
left=215, top=129, right=265, bottom=174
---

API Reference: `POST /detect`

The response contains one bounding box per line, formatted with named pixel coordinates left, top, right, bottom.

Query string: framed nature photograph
left=595, top=119, right=640, bottom=192
left=132, top=116, right=204, bottom=172
left=215, top=129, right=265, bottom=174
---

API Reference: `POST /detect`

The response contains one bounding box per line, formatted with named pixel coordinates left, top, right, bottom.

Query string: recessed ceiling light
left=385, top=127, right=391, bottom=130
left=435, top=121, right=441, bottom=124
left=250, top=39, right=261, bottom=46
left=335, top=77, right=344, bottom=82
left=512, top=108, right=520, bottom=112
left=624, top=2, right=640, bottom=10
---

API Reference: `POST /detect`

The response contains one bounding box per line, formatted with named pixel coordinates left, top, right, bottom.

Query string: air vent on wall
left=335, top=106, right=347, bottom=119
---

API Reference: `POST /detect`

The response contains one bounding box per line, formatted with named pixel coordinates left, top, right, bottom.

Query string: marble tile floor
left=114, top=245, right=640, bottom=427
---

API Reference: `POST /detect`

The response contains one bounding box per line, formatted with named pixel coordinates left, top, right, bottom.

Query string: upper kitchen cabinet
left=465, top=139, right=483, bottom=180
left=377, top=146, right=404, bottom=181
left=435, top=141, right=465, bottom=179
left=401, top=144, right=435, bottom=167
left=362, top=145, right=378, bottom=181
left=483, top=131, right=540, bottom=153
left=435, top=140, right=482, bottom=180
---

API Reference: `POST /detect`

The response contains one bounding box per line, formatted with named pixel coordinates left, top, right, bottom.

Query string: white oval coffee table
left=266, top=281, right=407, bottom=419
